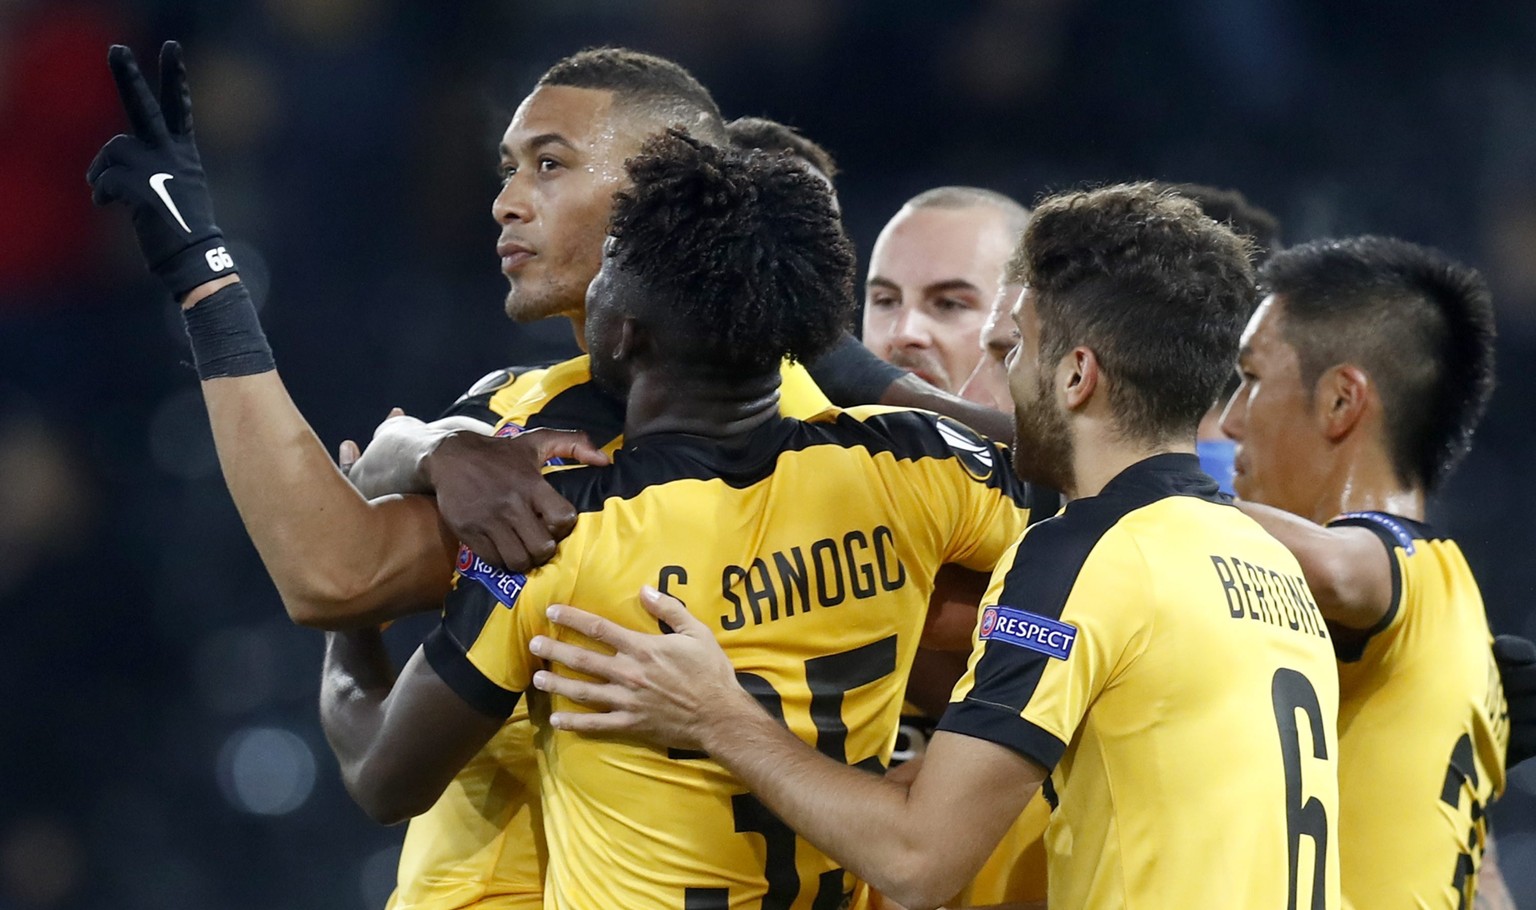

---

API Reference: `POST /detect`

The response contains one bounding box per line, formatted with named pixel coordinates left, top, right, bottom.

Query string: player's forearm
left=1234, top=500, right=1391, bottom=629
left=320, top=629, right=401, bottom=821
left=700, top=693, right=961, bottom=908
left=880, top=374, right=1013, bottom=444
left=198, top=369, right=453, bottom=626
left=321, top=633, right=444, bottom=824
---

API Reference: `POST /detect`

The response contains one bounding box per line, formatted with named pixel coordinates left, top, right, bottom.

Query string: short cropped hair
left=608, top=130, right=854, bottom=373
left=1263, top=236, right=1496, bottom=491
left=1160, top=182, right=1283, bottom=266
left=908, top=185, right=1030, bottom=239
left=539, top=47, right=728, bottom=144
left=1008, top=183, right=1257, bottom=442
left=727, top=116, right=839, bottom=180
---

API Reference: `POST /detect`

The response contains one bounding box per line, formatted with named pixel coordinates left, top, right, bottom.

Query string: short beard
left=1012, top=373, right=1075, bottom=493
left=503, top=279, right=581, bottom=324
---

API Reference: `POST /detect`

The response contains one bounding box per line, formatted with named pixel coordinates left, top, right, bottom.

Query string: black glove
left=1494, top=634, right=1536, bottom=768
left=86, top=42, right=236, bottom=299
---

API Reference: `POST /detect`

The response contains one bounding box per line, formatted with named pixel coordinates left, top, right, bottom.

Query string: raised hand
left=86, top=41, right=236, bottom=299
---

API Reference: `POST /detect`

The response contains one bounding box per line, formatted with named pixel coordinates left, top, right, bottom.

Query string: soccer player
left=1218, top=236, right=1508, bottom=909
left=862, top=187, right=1030, bottom=396
left=86, top=41, right=1048, bottom=906
left=336, top=47, right=761, bottom=910
left=532, top=184, right=1343, bottom=910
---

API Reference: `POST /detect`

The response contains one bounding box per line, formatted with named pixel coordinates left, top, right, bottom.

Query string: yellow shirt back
left=941, top=454, right=1342, bottom=910
left=424, top=407, right=1032, bottom=909
left=390, top=357, right=833, bottom=909
left=1326, top=512, right=1508, bottom=910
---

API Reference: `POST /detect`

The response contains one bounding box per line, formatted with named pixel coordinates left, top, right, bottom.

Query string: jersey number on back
left=682, top=636, right=898, bottom=909
left=1272, top=668, right=1330, bottom=910
left=1439, top=733, right=1485, bottom=910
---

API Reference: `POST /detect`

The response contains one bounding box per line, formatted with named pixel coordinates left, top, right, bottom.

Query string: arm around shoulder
left=1234, top=501, right=1395, bottom=631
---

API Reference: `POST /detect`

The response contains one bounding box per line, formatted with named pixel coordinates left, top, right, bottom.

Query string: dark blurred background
left=2, top=0, right=1534, bottom=907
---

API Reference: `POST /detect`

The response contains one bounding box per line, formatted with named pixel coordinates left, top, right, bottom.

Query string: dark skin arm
left=881, top=374, right=1013, bottom=445
left=320, top=631, right=506, bottom=825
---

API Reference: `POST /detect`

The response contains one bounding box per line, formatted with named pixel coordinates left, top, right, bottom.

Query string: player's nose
left=492, top=175, right=533, bottom=225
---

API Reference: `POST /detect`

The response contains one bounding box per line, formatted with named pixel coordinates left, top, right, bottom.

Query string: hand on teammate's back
left=421, top=428, right=609, bottom=573
left=86, top=42, right=237, bottom=299
left=530, top=585, right=750, bottom=751
left=1494, top=634, right=1536, bottom=767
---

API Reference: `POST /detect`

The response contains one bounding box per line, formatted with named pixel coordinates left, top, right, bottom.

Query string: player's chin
left=502, top=284, right=562, bottom=324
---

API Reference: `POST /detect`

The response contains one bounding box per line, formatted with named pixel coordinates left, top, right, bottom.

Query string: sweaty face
left=1007, top=289, right=1074, bottom=491
left=861, top=205, right=1016, bottom=394
left=1220, top=295, right=1333, bottom=519
left=957, top=283, right=1024, bottom=413
left=493, top=86, right=644, bottom=326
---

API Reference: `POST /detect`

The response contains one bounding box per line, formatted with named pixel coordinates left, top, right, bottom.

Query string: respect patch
left=979, top=606, right=1077, bottom=660
left=456, top=545, right=528, bottom=609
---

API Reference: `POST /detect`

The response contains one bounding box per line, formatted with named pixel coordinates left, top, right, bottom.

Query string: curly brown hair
left=607, top=130, right=854, bottom=373
left=1009, top=182, right=1257, bottom=442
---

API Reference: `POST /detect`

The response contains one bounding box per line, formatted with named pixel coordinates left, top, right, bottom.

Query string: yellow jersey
left=390, top=356, right=836, bottom=909
left=424, top=406, right=1033, bottom=909
left=941, top=454, right=1342, bottom=910
left=1326, top=512, right=1508, bottom=910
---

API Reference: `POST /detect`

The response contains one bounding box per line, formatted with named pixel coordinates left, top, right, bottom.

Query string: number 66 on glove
left=86, top=41, right=237, bottom=300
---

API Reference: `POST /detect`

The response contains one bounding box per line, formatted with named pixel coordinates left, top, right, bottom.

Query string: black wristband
left=182, top=282, right=275, bottom=380
left=805, top=332, right=907, bottom=406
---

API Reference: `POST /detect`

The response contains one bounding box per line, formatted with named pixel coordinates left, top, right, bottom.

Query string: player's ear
left=612, top=316, right=646, bottom=364
left=1316, top=363, right=1370, bottom=441
left=1061, top=346, right=1099, bottom=412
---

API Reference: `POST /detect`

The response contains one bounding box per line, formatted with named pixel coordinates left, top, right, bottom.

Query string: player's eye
left=497, top=163, right=516, bottom=183
left=538, top=156, right=563, bottom=173
left=934, top=297, right=970, bottom=313
left=869, top=294, right=898, bottom=309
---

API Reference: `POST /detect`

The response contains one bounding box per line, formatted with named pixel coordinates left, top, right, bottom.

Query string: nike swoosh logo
left=149, top=173, right=191, bottom=233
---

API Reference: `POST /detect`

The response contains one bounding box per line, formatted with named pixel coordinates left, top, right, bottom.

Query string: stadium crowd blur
left=3, top=0, right=1535, bottom=906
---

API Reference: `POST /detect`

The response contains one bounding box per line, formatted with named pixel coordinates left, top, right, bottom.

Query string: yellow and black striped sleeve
left=835, top=406, right=1036, bottom=536
left=937, top=467, right=1176, bottom=769
left=422, top=544, right=582, bottom=718
left=1325, top=510, right=1409, bottom=662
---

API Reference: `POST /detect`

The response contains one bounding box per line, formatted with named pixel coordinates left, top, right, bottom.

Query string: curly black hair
left=607, top=130, right=854, bottom=373
left=1263, top=236, right=1496, bottom=491
left=727, top=116, right=839, bottom=180
left=1009, top=182, right=1257, bottom=442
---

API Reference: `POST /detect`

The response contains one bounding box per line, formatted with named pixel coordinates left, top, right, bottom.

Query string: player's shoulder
left=439, top=357, right=571, bottom=421
left=1327, top=510, right=1447, bottom=556
left=801, top=404, right=1002, bottom=474
left=1009, top=454, right=1225, bottom=579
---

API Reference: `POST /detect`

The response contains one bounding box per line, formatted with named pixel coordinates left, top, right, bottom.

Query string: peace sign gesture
left=86, top=41, right=236, bottom=299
